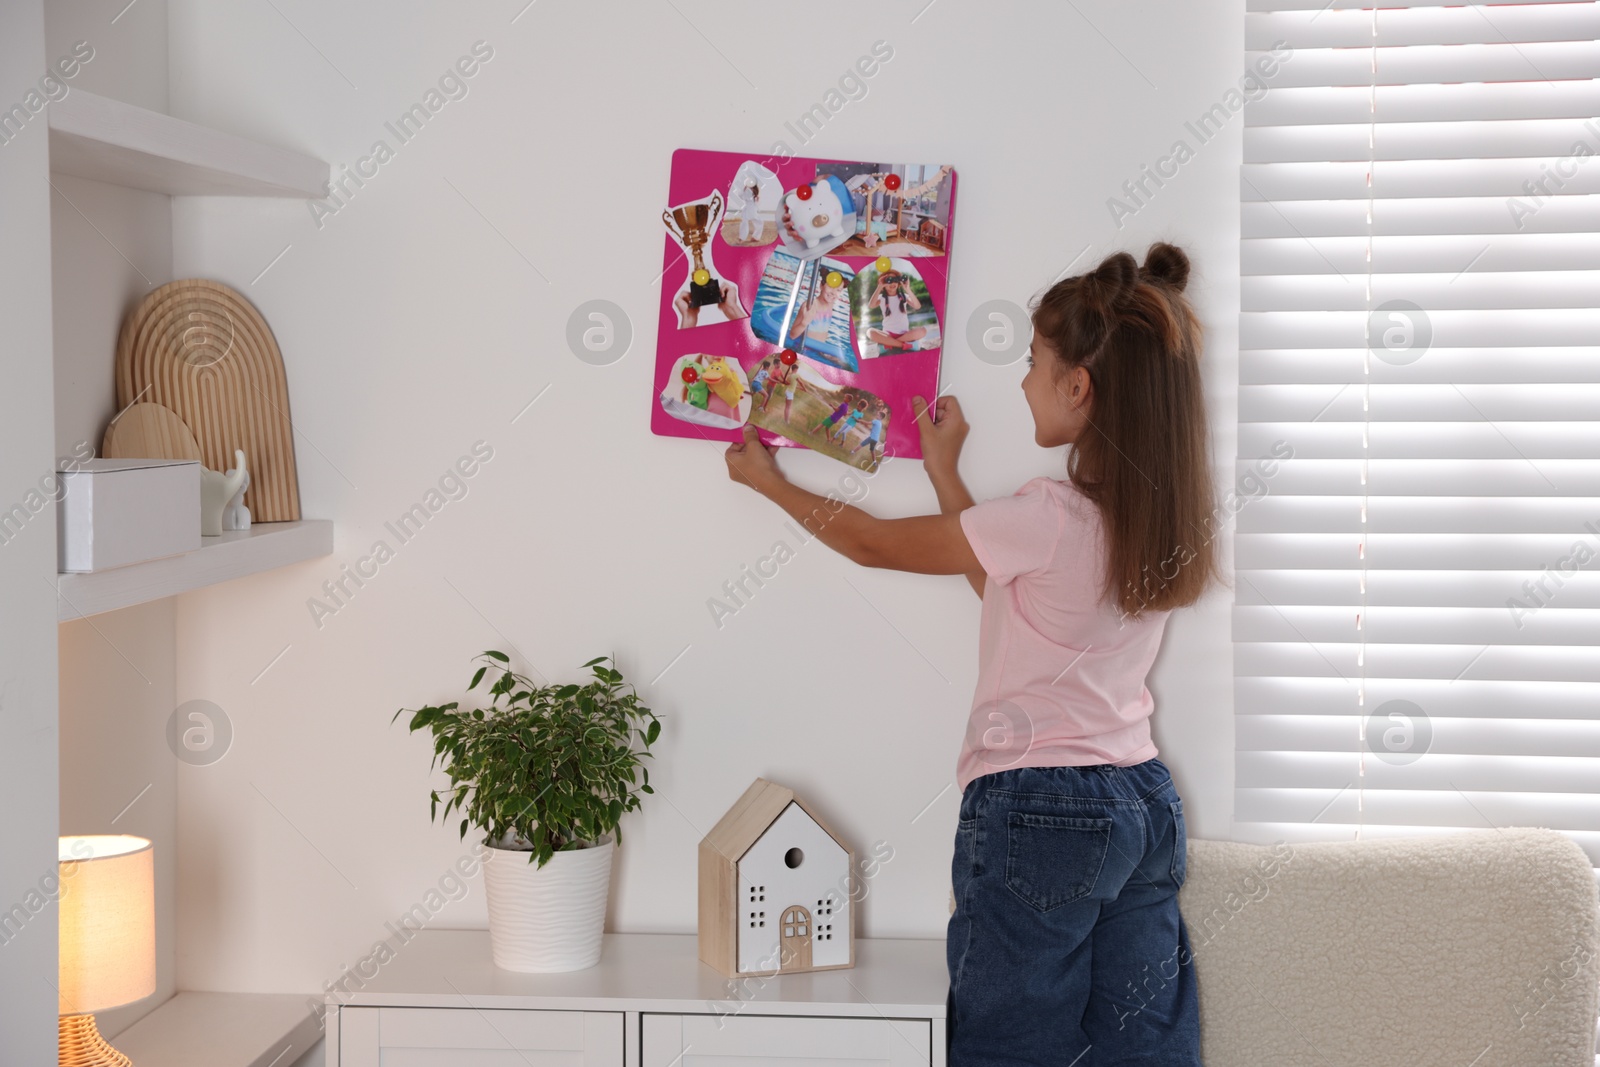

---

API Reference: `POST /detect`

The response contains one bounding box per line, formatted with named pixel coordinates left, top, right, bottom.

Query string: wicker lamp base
left=60, top=1013, right=133, bottom=1067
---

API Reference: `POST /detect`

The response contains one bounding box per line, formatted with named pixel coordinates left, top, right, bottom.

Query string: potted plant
left=395, top=651, right=660, bottom=972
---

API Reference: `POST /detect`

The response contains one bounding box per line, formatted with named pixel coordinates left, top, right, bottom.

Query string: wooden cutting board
left=102, top=402, right=204, bottom=463
left=115, top=279, right=300, bottom=521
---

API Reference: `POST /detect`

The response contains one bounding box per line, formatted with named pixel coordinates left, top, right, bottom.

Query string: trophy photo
left=663, top=190, right=725, bottom=308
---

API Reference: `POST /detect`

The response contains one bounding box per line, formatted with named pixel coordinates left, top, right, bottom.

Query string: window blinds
left=1236, top=0, right=1600, bottom=865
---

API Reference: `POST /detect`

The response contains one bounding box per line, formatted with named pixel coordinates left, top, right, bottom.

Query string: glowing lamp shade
left=58, top=835, right=155, bottom=1066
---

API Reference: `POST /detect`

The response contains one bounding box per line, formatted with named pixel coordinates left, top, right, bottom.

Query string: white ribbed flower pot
left=482, top=835, right=614, bottom=972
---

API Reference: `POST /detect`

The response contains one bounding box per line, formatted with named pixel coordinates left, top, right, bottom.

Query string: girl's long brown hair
left=1031, top=242, right=1219, bottom=617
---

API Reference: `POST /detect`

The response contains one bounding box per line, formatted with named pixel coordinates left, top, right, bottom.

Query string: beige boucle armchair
left=949, top=827, right=1600, bottom=1065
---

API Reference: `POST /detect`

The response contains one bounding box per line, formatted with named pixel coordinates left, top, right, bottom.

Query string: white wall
left=51, top=176, right=173, bottom=458
left=166, top=0, right=1244, bottom=995
left=0, top=2, right=62, bottom=1060
left=44, top=0, right=182, bottom=1041
left=59, top=604, right=180, bottom=1038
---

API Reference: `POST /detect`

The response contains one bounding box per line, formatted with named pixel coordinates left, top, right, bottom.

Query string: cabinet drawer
left=338, top=1006, right=622, bottom=1067
left=642, top=1013, right=930, bottom=1065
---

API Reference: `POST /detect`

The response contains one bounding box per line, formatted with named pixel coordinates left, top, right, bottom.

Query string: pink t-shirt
left=956, top=477, right=1167, bottom=794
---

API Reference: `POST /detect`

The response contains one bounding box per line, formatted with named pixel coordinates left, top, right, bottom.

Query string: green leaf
left=485, top=650, right=510, bottom=663
left=469, top=666, right=487, bottom=691
left=645, top=719, right=660, bottom=745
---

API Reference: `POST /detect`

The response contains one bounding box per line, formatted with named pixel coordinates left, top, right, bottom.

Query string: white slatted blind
left=1236, top=0, right=1600, bottom=866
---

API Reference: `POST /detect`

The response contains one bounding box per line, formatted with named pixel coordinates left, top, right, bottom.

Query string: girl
left=865, top=271, right=925, bottom=354
left=810, top=392, right=855, bottom=435
left=847, top=404, right=886, bottom=464
left=738, top=180, right=763, bottom=243
left=828, top=398, right=867, bottom=443
left=724, top=243, right=1215, bottom=1065
left=758, top=355, right=810, bottom=424
left=747, top=358, right=773, bottom=406
left=788, top=272, right=846, bottom=352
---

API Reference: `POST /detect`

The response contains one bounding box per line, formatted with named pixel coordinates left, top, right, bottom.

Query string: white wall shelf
left=57, top=519, right=332, bottom=621
left=114, top=991, right=322, bottom=1067
left=48, top=89, right=328, bottom=197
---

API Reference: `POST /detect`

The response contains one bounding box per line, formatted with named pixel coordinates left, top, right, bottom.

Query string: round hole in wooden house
left=785, top=847, right=804, bottom=868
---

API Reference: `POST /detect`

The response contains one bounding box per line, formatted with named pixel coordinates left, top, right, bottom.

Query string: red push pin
left=681, top=366, right=699, bottom=383
left=779, top=350, right=798, bottom=365
left=795, top=184, right=813, bottom=201
left=884, top=174, right=902, bottom=191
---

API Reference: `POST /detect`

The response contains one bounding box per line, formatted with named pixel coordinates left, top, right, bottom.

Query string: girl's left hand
left=726, top=424, right=782, bottom=493
left=672, top=289, right=697, bottom=330
left=914, top=393, right=968, bottom=477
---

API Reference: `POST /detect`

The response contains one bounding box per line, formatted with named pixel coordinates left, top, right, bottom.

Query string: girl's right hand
left=726, top=424, right=783, bottom=494
left=913, top=394, right=968, bottom=477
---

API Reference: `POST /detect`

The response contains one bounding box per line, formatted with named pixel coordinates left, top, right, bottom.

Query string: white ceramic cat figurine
left=200, top=450, right=247, bottom=537
left=223, top=460, right=251, bottom=531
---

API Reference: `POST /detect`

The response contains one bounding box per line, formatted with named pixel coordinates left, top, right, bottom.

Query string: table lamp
left=58, top=835, right=155, bottom=1067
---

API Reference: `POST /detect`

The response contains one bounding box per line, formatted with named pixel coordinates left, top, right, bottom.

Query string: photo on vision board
left=814, top=162, right=955, bottom=257
left=664, top=190, right=748, bottom=328
left=721, top=161, right=782, bottom=248
left=658, top=353, right=751, bottom=431
left=744, top=353, right=890, bottom=472
left=773, top=173, right=858, bottom=262
left=749, top=252, right=859, bottom=373
left=850, top=257, right=940, bottom=360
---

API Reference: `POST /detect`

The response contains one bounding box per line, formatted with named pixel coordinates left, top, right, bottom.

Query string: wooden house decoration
left=698, top=777, right=855, bottom=977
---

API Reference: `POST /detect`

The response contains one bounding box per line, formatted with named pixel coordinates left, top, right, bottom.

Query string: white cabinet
left=642, top=1014, right=930, bottom=1066
left=327, top=931, right=947, bottom=1067
left=338, top=1007, right=622, bottom=1067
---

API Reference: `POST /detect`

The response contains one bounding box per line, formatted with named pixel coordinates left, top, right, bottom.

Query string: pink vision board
left=652, top=148, right=957, bottom=473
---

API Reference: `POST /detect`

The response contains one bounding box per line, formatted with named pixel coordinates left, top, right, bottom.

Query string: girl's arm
left=913, top=395, right=983, bottom=597
left=725, top=426, right=980, bottom=576
left=904, top=289, right=921, bottom=312
left=787, top=304, right=810, bottom=339
left=723, top=395, right=990, bottom=591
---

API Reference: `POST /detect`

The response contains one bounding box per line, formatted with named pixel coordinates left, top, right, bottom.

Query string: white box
left=57, top=458, right=202, bottom=573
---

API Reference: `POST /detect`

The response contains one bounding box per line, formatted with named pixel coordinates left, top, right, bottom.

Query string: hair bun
left=1087, top=251, right=1138, bottom=307
left=1141, top=242, right=1190, bottom=292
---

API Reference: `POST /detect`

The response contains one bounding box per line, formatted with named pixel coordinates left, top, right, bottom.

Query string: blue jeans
left=946, top=759, right=1201, bottom=1066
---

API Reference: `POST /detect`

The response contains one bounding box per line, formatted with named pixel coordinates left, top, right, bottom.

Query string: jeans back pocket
left=1004, top=811, right=1112, bottom=911
left=1169, top=799, right=1188, bottom=887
